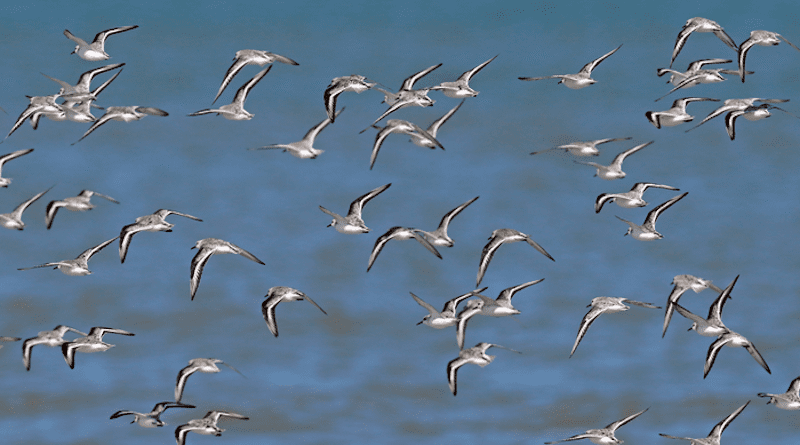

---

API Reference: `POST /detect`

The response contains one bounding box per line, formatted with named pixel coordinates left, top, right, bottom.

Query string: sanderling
left=615, top=192, right=688, bottom=241
left=45, top=190, right=119, bottom=230
left=661, top=274, right=722, bottom=337
left=738, top=30, right=800, bottom=82
left=6, top=95, right=63, bottom=140
left=672, top=276, right=736, bottom=338
left=18, top=236, right=117, bottom=276
left=455, top=299, right=485, bottom=350
left=189, top=238, right=265, bottom=300
left=174, top=358, right=244, bottom=402
left=262, top=286, right=327, bottom=337
left=646, top=97, right=719, bottom=128
left=366, top=226, right=442, bottom=272
left=545, top=407, right=649, bottom=444
left=250, top=108, right=343, bottom=159
left=669, top=18, right=737, bottom=68
left=0, top=148, right=34, bottom=187
left=74, top=105, right=168, bottom=143
left=686, top=97, right=789, bottom=133
left=41, top=63, right=124, bottom=102
left=594, top=182, right=679, bottom=214
left=473, top=279, right=544, bottom=317
left=119, top=209, right=202, bottom=263
left=189, top=67, right=270, bottom=120
left=21, top=325, right=87, bottom=371
left=531, top=137, right=631, bottom=156
left=724, top=103, right=800, bottom=140
left=704, top=329, right=770, bottom=378
left=430, top=55, right=497, bottom=97
left=519, top=44, right=621, bottom=89
left=110, top=401, right=195, bottom=428
left=64, top=26, right=138, bottom=61
left=324, top=75, right=375, bottom=122
left=213, top=49, right=298, bottom=104
left=574, top=140, right=652, bottom=180
left=476, top=228, right=554, bottom=287
left=368, top=119, right=443, bottom=169
left=175, top=411, right=248, bottom=445
left=758, top=376, right=800, bottom=410
left=0, top=186, right=51, bottom=230
left=61, top=327, right=134, bottom=369
left=658, top=58, right=733, bottom=84
left=446, top=342, right=520, bottom=396
left=420, top=195, right=478, bottom=248
left=571, top=297, right=660, bottom=357
left=370, top=63, right=441, bottom=125
left=319, top=183, right=391, bottom=234
left=411, top=287, right=486, bottom=328
left=660, top=401, right=749, bottom=443
left=409, top=100, right=464, bottom=149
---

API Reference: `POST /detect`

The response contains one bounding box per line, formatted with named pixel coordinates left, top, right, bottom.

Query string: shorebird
left=63, top=26, right=138, bottom=61
left=32, top=71, right=120, bottom=128
left=74, top=105, right=168, bottom=143
left=669, top=17, right=737, bottom=68
left=704, top=329, right=770, bottom=378
left=545, top=407, right=649, bottom=444
left=262, top=286, right=327, bottom=337
left=672, top=277, right=735, bottom=338
left=446, top=342, right=520, bottom=396
left=324, top=75, right=375, bottom=122
left=111, top=401, right=195, bottom=428
left=213, top=49, right=298, bottom=104
left=0, top=187, right=51, bottom=230
left=61, top=327, right=134, bottom=369
left=660, top=401, right=749, bottom=443
left=758, top=376, right=800, bottom=410
left=646, top=97, right=719, bottom=128
left=661, top=274, right=723, bottom=337
left=45, top=190, right=119, bottom=229
left=21, top=325, right=86, bottom=371
left=409, top=100, right=463, bottom=149
left=594, top=182, right=679, bottom=214
left=174, top=358, right=243, bottom=402
left=189, top=238, right=265, bottom=300
left=250, top=108, right=343, bottom=159
left=175, top=411, right=248, bottom=445
left=18, top=236, right=117, bottom=276
left=189, top=66, right=270, bottom=120
left=473, top=279, right=544, bottom=317
left=369, top=119, right=443, bottom=169
left=531, top=137, right=631, bottom=156
left=411, top=287, right=486, bottom=328
left=686, top=98, right=789, bottom=133
left=6, top=95, right=63, bottom=140
left=724, top=103, right=800, bottom=140
left=658, top=58, right=734, bottom=85
left=519, top=44, right=621, bottom=89
left=0, top=148, right=33, bottom=187
left=366, top=226, right=441, bottom=272
left=370, top=63, right=440, bottom=125
left=574, top=140, right=652, bottom=180
left=615, top=192, right=688, bottom=241
left=738, top=30, right=800, bottom=82
left=571, top=297, right=660, bottom=357
left=455, top=299, right=485, bottom=350
left=41, top=63, right=124, bottom=102
left=476, top=228, right=554, bottom=287
left=319, top=183, right=390, bottom=234
left=430, top=55, right=497, bottom=97
left=119, top=209, right=202, bottom=263
left=420, top=196, right=478, bottom=247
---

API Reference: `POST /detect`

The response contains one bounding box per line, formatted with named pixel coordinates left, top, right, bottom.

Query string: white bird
left=21, top=325, right=87, bottom=371
left=704, top=329, right=770, bottom=378
left=724, top=103, right=800, bottom=140
left=0, top=148, right=34, bottom=188
left=615, top=192, right=688, bottom=241
left=189, top=238, right=265, bottom=300
left=63, top=26, right=138, bottom=61
left=189, top=67, right=270, bottom=120
left=657, top=58, right=734, bottom=85
left=369, top=119, right=443, bottom=170
left=0, top=187, right=51, bottom=230
left=430, top=55, right=497, bottom=97
left=213, top=49, right=298, bottom=104
left=446, top=342, right=520, bottom=396
left=119, top=209, right=202, bottom=263
left=646, top=97, right=719, bottom=128
left=45, top=190, right=119, bottom=229
left=6, top=95, right=63, bottom=140
left=174, top=358, right=243, bottom=402
left=324, top=75, right=375, bottom=122
left=250, top=108, right=343, bottom=159
left=370, top=63, right=441, bottom=125
left=41, top=63, right=124, bottom=102
left=18, top=236, right=117, bottom=276
left=594, top=182, right=679, bottom=214
left=411, top=287, right=486, bottom=328
left=545, top=407, right=649, bottom=444
left=476, top=228, right=554, bottom=287
left=110, top=401, right=195, bottom=428
left=319, top=183, right=391, bottom=234
left=61, top=327, right=134, bottom=369
left=175, top=411, right=248, bottom=445
left=574, top=140, right=652, bottom=180
left=455, top=299, right=485, bottom=350
left=672, top=276, right=736, bottom=338
left=74, top=105, right=168, bottom=143
left=420, top=196, right=478, bottom=247
left=738, top=30, right=800, bottom=82
left=261, top=286, right=327, bottom=337
left=759, top=376, right=800, bottom=410
left=32, top=72, right=121, bottom=128
left=660, top=401, right=749, bottom=444
left=661, top=274, right=723, bottom=337
left=366, top=226, right=441, bottom=272
left=473, top=279, right=544, bottom=317
left=686, top=98, right=789, bottom=133
left=531, top=137, right=631, bottom=156
left=571, top=297, right=660, bottom=357
left=519, top=44, right=621, bottom=89
left=669, top=18, right=737, bottom=68
left=409, top=100, right=464, bottom=149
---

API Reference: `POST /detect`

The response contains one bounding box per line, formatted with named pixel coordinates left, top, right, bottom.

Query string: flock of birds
left=1, top=15, right=799, bottom=444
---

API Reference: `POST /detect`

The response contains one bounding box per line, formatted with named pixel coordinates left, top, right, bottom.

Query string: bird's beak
left=191, top=246, right=196, bottom=249
left=687, top=326, right=693, bottom=331
left=416, top=320, right=423, bottom=325
left=326, top=223, right=332, bottom=227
